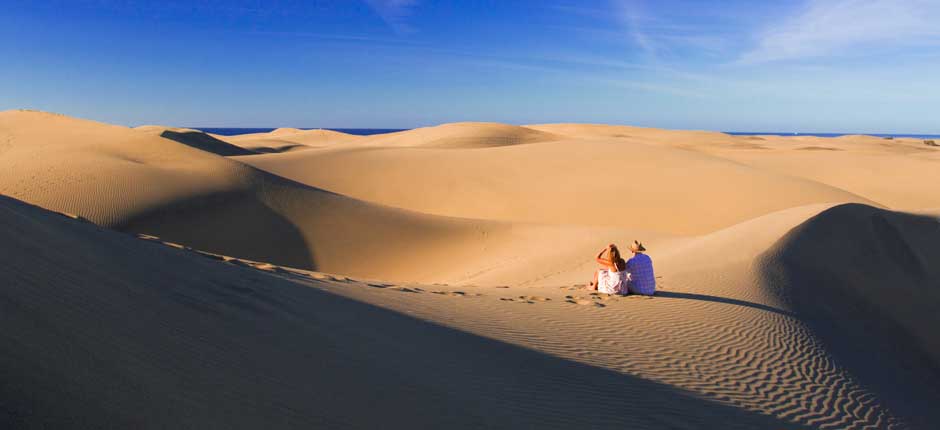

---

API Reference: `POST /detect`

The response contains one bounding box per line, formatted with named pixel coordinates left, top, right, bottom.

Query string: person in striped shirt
left=626, top=240, right=656, bottom=296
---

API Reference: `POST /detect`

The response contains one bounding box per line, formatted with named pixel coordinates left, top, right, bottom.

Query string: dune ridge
left=222, top=127, right=363, bottom=153
left=354, top=121, right=561, bottom=148
left=238, top=133, right=875, bottom=234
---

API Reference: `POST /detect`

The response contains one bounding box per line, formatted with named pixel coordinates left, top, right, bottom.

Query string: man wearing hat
left=626, top=240, right=656, bottom=296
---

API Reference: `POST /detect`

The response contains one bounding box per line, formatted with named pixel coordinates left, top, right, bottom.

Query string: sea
left=194, top=127, right=940, bottom=140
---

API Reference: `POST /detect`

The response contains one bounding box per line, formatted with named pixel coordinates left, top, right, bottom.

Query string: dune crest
left=357, top=121, right=561, bottom=148
left=222, top=127, right=363, bottom=152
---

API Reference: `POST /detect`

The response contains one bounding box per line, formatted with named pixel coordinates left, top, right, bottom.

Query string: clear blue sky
left=3, top=0, right=939, bottom=132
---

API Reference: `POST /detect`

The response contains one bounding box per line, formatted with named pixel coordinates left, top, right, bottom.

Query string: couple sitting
left=590, top=241, right=656, bottom=296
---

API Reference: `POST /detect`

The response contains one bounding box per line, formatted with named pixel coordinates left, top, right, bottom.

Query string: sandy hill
left=135, top=125, right=258, bottom=156
left=5, top=195, right=939, bottom=428
left=0, top=194, right=792, bottom=429
left=3, top=112, right=940, bottom=428
left=238, top=131, right=874, bottom=234
left=222, top=128, right=363, bottom=153
left=237, top=122, right=939, bottom=231
left=692, top=135, right=940, bottom=211
left=527, top=122, right=731, bottom=141
left=355, top=122, right=561, bottom=148
left=4, top=110, right=609, bottom=283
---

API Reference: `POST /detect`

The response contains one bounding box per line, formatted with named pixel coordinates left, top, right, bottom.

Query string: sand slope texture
left=2, top=110, right=939, bottom=429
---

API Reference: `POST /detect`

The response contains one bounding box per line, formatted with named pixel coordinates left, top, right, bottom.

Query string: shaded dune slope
left=759, top=204, right=940, bottom=429
left=135, top=126, right=258, bottom=156
left=0, top=195, right=803, bottom=429
left=222, top=128, right=363, bottom=153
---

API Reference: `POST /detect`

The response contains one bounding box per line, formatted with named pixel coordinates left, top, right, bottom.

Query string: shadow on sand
left=654, top=290, right=797, bottom=318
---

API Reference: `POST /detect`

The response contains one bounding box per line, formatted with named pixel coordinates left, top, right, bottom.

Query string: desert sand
left=2, top=110, right=939, bottom=429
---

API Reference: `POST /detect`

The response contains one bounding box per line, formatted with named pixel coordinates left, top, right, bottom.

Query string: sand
left=2, top=109, right=940, bottom=429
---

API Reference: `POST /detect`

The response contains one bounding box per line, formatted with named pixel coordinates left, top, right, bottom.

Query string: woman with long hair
left=590, top=244, right=629, bottom=295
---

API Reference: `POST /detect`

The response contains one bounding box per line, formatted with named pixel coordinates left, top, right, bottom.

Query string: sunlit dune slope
left=238, top=133, right=875, bottom=234
left=222, top=127, right=363, bottom=153
left=529, top=123, right=940, bottom=210
left=357, top=122, right=561, bottom=148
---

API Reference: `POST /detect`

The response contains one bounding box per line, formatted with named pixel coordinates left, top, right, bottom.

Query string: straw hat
left=630, top=240, right=646, bottom=252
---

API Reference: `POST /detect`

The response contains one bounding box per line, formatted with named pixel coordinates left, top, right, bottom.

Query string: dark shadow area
left=160, top=130, right=257, bottom=156
left=654, top=291, right=797, bottom=318
left=758, top=203, right=940, bottom=429
left=116, top=190, right=317, bottom=271
left=0, top=194, right=807, bottom=429
left=247, top=144, right=310, bottom=154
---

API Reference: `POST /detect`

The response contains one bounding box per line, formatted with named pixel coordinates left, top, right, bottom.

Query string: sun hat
left=630, top=240, right=646, bottom=252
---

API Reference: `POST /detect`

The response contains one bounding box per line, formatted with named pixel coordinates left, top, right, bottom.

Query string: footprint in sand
left=519, top=295, right=550, bottom=302
left=433, top=291, right=482, bottom=297
left=565, top=296, right=606, bottom=307
left=500, top=297, right=535, bottom=304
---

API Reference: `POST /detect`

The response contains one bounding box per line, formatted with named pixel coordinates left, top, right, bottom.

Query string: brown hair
left=609, top=245, right=625, bottom=271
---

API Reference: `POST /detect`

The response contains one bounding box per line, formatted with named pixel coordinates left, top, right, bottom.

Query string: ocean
left=193, top=127, right=940, bottom=140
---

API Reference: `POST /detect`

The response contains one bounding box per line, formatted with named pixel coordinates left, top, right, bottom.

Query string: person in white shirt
left=589, top=244, right=629, bottom=295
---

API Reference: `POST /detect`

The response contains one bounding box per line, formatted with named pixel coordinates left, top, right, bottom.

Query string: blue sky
left=2, top=0, right=939, bottom=132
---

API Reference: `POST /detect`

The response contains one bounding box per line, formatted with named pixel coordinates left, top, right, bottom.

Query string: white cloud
left=363, top=0, right=419, bottom=34
left=739, top=0, right=940, bottom=63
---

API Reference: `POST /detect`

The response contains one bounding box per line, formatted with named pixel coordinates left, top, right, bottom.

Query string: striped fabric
left=626, top=253, right=656, bottom=295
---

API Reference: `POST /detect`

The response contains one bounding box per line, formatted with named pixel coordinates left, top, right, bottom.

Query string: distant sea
left=194, top=127, right=940, bottom=140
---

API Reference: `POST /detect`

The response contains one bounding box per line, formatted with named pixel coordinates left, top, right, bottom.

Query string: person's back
left=598, top=267, right=629, bottom=295
left=626, top=246, right=656, bottom=296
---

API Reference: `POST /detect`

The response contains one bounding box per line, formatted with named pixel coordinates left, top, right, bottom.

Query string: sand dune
left=238, top=132, right=874, bottom=234
left=135, top=125, right=259, bottom=156
left=759, top=204, right=940, bottom=428
left=356, top=121, right=561, bottom=148
left=6, top=194, right=939, bottom=428
left=1, top=195, right=804, bottom=429
left=0, top=111, right=560, bottom=281
left=222, top=127, right=363, bottom=153
left=698, top=140, right=940, bottom=211
left=2, top=111, right=939, bottom=429
left=325, top=202, right=940, bottom=429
